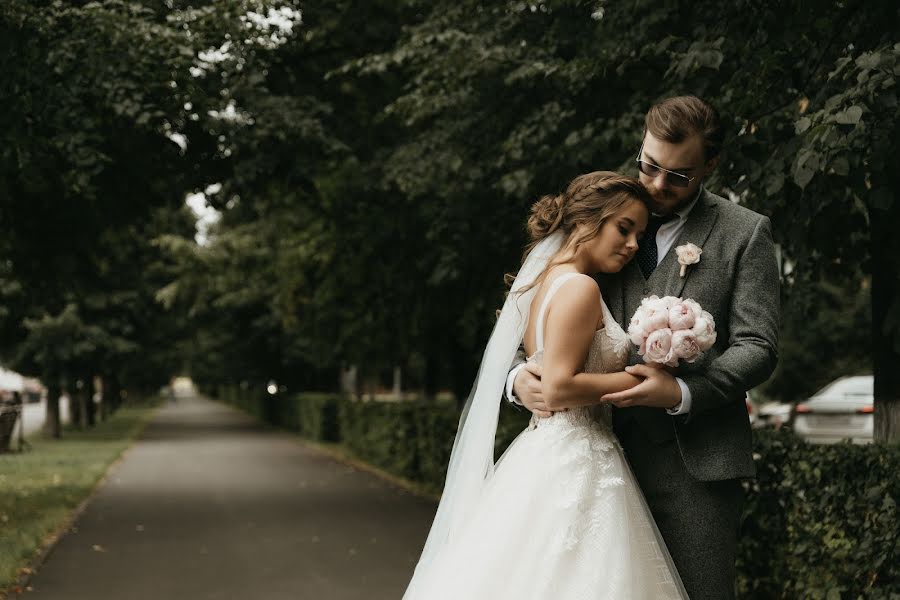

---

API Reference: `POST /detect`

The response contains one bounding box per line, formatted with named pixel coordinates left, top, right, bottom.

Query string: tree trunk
left=871, top=193, right=900, bottom=444
left=353, top=367, right=363, bottom=401
left=392, top=366, right=402, bottom=401
left=108, top=376, right=122, bottom=413
left=44, top=382, right=61, bottom=439
left=98, top=375, right=108, bottom=421
left=84, top=375, right=96, bottom=427
left=75, top=381, right=88, bottom=429
left=68, top=381, right=82, bottom=429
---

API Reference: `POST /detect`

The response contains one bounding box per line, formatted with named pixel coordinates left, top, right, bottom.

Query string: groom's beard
left=650, top=190, right=680, bottom=214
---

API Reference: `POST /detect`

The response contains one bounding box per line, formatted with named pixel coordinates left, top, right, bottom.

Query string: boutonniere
left=675, top=243, right=702, bottom=277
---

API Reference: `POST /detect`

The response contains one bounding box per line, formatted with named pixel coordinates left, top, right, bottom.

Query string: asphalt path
left=21, top=394, right=437, bottom=600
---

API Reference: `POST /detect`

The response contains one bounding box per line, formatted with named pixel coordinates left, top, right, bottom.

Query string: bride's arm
left=540, top=277, right=642, bottom=410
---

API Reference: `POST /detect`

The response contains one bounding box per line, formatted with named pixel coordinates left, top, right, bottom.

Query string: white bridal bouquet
left=627, top=296, right=717, bottom=367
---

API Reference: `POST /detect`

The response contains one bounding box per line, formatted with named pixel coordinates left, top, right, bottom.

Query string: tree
left=345, top=0, right=900, bottom=438
left=0, top=0, right=303, bottom=423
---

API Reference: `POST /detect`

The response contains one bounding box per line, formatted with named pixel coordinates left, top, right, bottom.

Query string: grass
left=0, top=402, right=159, bottom=595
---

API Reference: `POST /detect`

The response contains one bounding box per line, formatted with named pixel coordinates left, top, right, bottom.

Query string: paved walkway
left=21, top=395, right=437, bottom=599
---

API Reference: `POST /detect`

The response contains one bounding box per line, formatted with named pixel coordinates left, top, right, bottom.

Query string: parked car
left=756, top=400, right=793, bottom=429
left=793, top=375, right=873, bottom=444
left=745, top=389, right=792, bottom=429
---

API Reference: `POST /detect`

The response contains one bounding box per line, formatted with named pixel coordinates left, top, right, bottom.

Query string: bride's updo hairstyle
left=512, top=171, right=652, bottom=294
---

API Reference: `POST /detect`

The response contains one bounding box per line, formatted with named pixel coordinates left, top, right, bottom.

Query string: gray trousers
left=617, top=421, right=744, bottom=600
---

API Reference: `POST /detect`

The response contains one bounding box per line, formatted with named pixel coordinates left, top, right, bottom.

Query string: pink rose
left=691, top=311, right=717, bottom=350
left=642, top=328, right=674, bottom=365
left=668, top=301, right=697, bottom=331
left=671, top=329, right=701, bottom=362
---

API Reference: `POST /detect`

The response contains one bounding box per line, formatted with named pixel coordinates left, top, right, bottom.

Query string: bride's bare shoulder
left=550, top=274, right=602, bottom=310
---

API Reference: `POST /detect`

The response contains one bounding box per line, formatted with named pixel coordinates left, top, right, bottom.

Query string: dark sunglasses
left=635, top=143, right=696, bottom=188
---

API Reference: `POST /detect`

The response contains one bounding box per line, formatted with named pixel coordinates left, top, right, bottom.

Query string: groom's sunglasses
left=636, top=143, right=696, bottom=188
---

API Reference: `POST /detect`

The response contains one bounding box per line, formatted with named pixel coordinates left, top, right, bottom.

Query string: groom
left=508, top=96, right=780, bottom=600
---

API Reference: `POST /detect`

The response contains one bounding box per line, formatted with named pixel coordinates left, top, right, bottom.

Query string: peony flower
left=656, top=296, right=680, bottom=311
left=630, top=295, right=717, bottom=367
left=682, top=298, right=703, bottom=319
left=628, top=313, right=651, bottom=347
left=642, top=328, right=674, bottom=365
left=675, top=243, right=702, bottom=276
left=692, top=311, right=717, bottom=350
left=671, top=329, right=701, bottom=362
left=639, top=296, right=671, bottom=330
left=668, top=301, right=697, bottom=331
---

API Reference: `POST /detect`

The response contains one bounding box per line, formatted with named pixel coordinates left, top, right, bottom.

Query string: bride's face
left=579, top=200, right=648, bottom=274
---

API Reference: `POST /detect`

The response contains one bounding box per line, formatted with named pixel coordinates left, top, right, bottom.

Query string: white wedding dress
left=406, top=273, right=687, bottom=599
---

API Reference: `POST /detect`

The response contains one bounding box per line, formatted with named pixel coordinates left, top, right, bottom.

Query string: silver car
left=793, top=375, right=874, bottom=444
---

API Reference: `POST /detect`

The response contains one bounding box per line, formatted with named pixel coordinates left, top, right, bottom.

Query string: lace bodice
left=527, top=272, right=630, bottom=428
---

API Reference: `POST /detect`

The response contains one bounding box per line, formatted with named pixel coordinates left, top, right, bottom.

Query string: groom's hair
left=645, top=96, right=724, bottom=161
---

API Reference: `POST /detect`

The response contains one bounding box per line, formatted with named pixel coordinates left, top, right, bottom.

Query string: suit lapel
left=653, top=190, right=720, bottom=298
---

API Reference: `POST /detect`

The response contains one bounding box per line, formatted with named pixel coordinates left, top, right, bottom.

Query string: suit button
left=643, top=287, right=650, bottom=294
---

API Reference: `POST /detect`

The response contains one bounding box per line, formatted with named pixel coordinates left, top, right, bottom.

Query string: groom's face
left=637, top=131, right=714, bottom=216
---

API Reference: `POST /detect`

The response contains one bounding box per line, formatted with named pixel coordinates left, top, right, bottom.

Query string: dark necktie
left=636, top=213, right=678, bottom=279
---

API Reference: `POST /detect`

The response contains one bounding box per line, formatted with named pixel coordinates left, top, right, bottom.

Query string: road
left=20, top=393, right=436, bottom=600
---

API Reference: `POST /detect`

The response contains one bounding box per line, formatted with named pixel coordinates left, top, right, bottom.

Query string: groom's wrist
left=506, top=364, right=526, bottom=405
left=666, top=378, right=692, bottom=415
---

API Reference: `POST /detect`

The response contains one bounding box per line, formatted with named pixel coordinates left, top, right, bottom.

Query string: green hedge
left=214, top=386, right=528, bottom=493
left=213, top=386, right=899, bottom=598
left=738, top=428, right=899, bottom=599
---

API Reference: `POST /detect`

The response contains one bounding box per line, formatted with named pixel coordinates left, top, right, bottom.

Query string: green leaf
left=793, top=149, right=821, bottom=189
left=834, top=106, right=863, bottom=125
left=795, top=117, right=812, bottom=134
left=765, top=173, right=785, bottom=196
left=855, top=51, right=881, bottom=70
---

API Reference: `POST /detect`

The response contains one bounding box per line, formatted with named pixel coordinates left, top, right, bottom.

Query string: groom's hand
left=600, top=364, right=681, bottom=409
left=514, top=362, right=554, bottom=418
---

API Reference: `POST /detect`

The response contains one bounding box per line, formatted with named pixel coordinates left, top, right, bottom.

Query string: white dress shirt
left=506, top=189, right=704, bottom=415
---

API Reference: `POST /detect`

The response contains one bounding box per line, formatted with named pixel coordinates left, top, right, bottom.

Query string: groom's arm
left=507, top=350, right=556, bottom=418
left=679, top=216, right=780, bottom=418
left=504, top=349, right=527, bottom=405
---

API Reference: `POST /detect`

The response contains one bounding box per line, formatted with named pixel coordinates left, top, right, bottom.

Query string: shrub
left=737, top=428, right=900, bottom=599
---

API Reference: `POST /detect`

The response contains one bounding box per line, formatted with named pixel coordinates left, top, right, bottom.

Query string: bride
left=403, top=171, right=689, bottom=599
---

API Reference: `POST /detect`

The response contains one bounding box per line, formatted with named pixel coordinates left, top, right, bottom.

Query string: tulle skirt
left=404, top=408, right=687, bottom=600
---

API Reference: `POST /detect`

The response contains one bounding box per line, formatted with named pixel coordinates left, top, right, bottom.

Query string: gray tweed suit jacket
left=598, top=188, right=780, bottom=482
